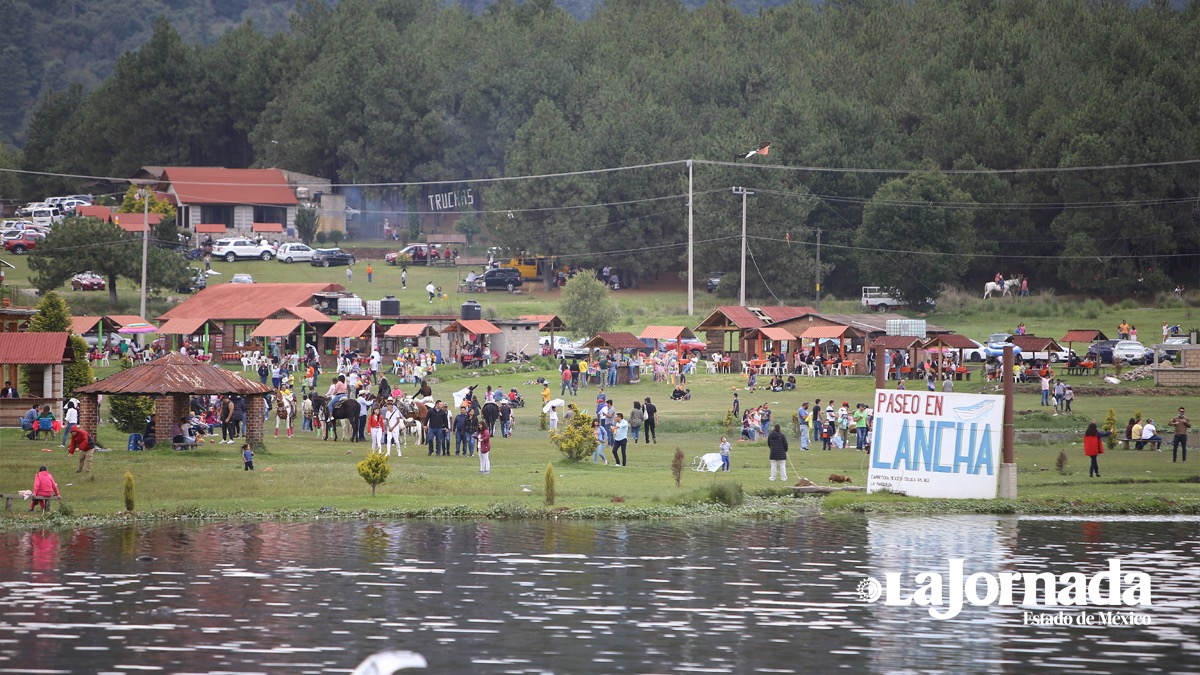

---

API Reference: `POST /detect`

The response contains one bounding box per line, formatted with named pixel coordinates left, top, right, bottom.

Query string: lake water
left=0, top=515, right=1197, bottom=674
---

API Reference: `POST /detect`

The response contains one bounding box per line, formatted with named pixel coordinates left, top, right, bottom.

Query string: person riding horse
left=309, top=391, right=360, bottom=441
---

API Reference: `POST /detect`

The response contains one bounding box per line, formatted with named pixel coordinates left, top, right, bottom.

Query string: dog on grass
left=828, top=473, right=853, bottom=484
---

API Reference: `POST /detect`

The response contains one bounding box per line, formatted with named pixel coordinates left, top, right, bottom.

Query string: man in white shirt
left=384, top=399, right=403, bottom=456
left=1141, top=419, right=1163, bottom=451
left=426, top=282, right=438, bottom=303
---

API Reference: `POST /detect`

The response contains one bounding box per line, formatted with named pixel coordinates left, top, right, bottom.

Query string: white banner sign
left=868, top=390, right=1003, bottom=499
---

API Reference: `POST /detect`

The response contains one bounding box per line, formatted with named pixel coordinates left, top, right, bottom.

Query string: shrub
left=672, top=448, right=684, bottom=487
left=791, top=412, right=801, bottom=438
left=707, top=481, right=745, bottom=507
left=549, top=410, right=593, bottom=462
left=327, top=230, right=344, bottom=246
left=123, top=471, right=135, bottom=512
left=1103, top=408, right=1118, bottom=450
left=357, top=452, right=390, bottom=496
left=539, top=412, right=549, bottom=431
left=315, top=231, right=327, bottom=244
left=391, top=253, right=413, bottom=264
left=544, top=462, right=556, bottom=506
left=529, top=355, right=558, bottom=370
left=723, top=408, right=738, bottom=436
left=1056, top=449, right=1069, bottom=475
left=110, top=395, right=154, bottom=433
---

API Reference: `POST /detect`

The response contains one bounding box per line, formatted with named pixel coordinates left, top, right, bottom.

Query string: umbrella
left=542, top=398, right=565, bottom=413
left=118, top=322, right=157, bottom=334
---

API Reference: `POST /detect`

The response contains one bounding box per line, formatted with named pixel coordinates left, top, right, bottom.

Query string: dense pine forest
left=3, top=0, right=1200, bottom=300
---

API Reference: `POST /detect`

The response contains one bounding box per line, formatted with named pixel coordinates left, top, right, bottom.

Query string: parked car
left=959, top=338, right=989, bottom=362
left=1086, top=340, right=1121, bottom=365
left=212, top=238, right=275, bottom=262
left=3, top=232, right=44, bottom=254
left=1161, top=336, right=1190, bottom=362
left=659, top=337, right=706, bottom=356
left=71, top=271, right=106, bottom=291
left=27, top=207, right=63, bottom=228
left=1112, top=340, right=1154, bottom=365
left=540, top=335, right=586, bottom=358
left=231, top=273, right=255, bottom=284
left=310, top=248, right=356, bottom=267
left=479, top=267, right=523, bottom=291
left=276, top=242, right=315, bottom=264
left=706, top=271, right=726, bottom=293
left=385, top=244, right=441, bottom=265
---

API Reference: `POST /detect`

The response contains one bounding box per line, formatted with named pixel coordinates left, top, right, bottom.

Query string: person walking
left=592, top=419, right=608, bottom=464
left=629, top=401, right=644, bottom=443
left=383, top=399, right=402, bottom=457
left=612, top=412, right=630, bottom=466
left=477, top=422, right=491, bottom=474
left=719, top=436, right=731, bottom=472
left=499, top=400, right=512, bottom=438
left=426, top=281, right=437, bottom=303
left=401, top=265, right=408, bottom=289
left=30, top=466, right=60, bottom=512
left=1063, top=385, right=1074, bottom=413
left=366, top=263, right=373, bottom=284
left=767, top=424, right=789, bottom=481
left=1053, top=380, right=1066, bottom=414
left=1083, top=422, right=1109, bottom=478
left=642, top=397, right=657, bottom=444
left=60, top=400, right=78, bottom=447
left=1169, top=407, right=1190, bottom=462
left=1040, top=375, right=1051, bottom=407
left=853, top=403, right=869, bottom=450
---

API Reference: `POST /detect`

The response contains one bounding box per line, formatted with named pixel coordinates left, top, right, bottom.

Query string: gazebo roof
left=75, top=353, right=272, bottom=396
left=640, top=325, right=696, bottom=340
left=1010, top=336, right=1065, bottom=353
left=385, top=323, right=439, bottom=338
left=580, top=332, right=646, bottom=350
left=1061, top=329, right=1108, bottom=343
left=0, top=332, right=74, bottom=364
left=921, top=333, right=979, bottom=350
left=519, top=314, right=566, bottom=332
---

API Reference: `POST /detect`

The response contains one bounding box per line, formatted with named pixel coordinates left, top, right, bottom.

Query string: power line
left=745, top=234, right=1199, bottom=260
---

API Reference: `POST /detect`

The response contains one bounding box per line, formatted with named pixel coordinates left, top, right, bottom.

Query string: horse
left=397, top=396, right=430, bottom=445
left=274, top=390, right=297, bottom=438
left=983, top=278, right=1019, bottom=299
left=310, top=393, right=361, bottom=442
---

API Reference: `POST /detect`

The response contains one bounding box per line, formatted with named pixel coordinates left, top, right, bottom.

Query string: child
left=821, top=419, right=833, bottom=451
left=548, top=405, right=559, bottom=431
left=719, top=436, right=731, bottom=472
left=242, top=443, right=254, bottom=471
left=593, top=419, right=608, bottom=464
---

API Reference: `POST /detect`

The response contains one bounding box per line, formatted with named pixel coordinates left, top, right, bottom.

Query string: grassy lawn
left=3, top=365, right=1197, bottom=522
left=5, top=238, right=1200, bottom=522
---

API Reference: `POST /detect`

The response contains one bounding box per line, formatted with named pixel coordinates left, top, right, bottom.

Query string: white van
left=28, top=207, right=63, bottom=228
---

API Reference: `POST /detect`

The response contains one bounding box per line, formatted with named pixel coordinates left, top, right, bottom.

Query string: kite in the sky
left=741, top=142, right=770, bottom=159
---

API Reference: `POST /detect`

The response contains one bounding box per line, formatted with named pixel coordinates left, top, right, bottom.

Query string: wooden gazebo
left=74, top=353, right=272, bottom=448
left=580, top=332, right=646, bottom=352
left=1061, top=330, right=1108, bottom=359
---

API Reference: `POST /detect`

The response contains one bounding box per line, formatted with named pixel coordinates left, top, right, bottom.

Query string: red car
left=3, top=232, right=43, bottom=254
left=71, top=272, right=107, bottom=291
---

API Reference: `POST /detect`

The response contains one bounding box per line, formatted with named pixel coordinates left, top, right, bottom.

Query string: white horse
left=983, top=278, right=1019, bottom=299
left=274, top=391, right=296, bottom=438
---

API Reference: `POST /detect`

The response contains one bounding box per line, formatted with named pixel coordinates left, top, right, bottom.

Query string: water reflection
left=0, top=516, right=1195, bottom=674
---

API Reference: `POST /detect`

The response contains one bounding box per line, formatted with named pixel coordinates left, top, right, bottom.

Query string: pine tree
left=357, top=452, right=391, bottom=496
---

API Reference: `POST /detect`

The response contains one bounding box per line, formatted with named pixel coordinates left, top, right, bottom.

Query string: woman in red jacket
left=31, top=466, right=60, bottom=512
left=1083, top=422, right=1110, bottom=478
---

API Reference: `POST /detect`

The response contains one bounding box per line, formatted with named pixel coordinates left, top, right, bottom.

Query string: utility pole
left=732, top=187, right=753, bottom=306
left=815, top=228, right=822, bottom=310
left=139, top=187, right=149, bottom=322
left=687, top=159, right=694, bottom=316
